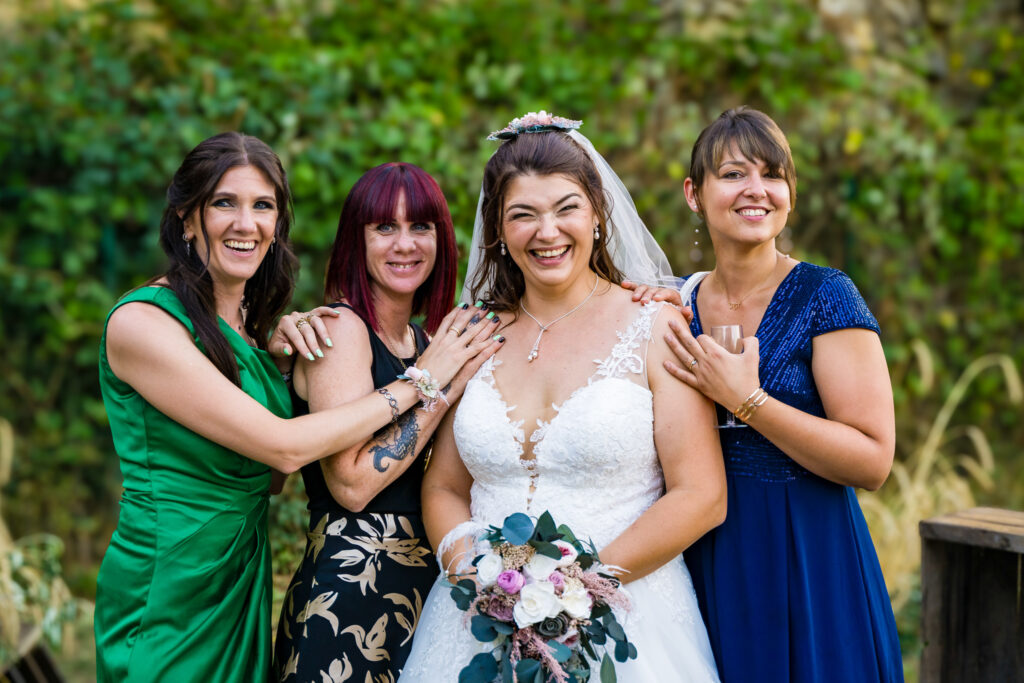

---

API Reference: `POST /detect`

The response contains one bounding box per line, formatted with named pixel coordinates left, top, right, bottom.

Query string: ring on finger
left=296, top=319, right=309, bottom=329
left=448, top=326, right=463, bottom=337
left=689, top=358, right=698, bottom=368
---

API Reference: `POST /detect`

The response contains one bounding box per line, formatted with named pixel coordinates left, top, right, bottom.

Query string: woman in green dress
left=94, top=132, right=503, bottom=682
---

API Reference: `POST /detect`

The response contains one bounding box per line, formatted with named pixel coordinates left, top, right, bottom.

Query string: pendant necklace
left=715, top=251, right=783, bottom=311
left=379, top=322, right=417, bottom=370
left=520, top=277, right=599, bottom=362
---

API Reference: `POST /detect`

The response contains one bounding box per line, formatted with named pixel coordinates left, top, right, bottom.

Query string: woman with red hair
left=273, top=163, right=501, bottom=682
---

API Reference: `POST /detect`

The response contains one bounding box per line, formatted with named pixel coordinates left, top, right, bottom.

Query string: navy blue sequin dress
left=683, top=262, right=903, bottom=682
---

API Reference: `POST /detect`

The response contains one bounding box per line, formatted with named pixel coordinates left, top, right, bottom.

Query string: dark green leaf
left=459, top=652, right=498, bottom=683
left=533, top=510, right=558, bottom=540
left=515, top=658, right=541, bottom=680
left=470, top=614, right=499, bottom=642
left=530, top=540, right=563, bottom=560
left=492, top=620, right=514, bottom=635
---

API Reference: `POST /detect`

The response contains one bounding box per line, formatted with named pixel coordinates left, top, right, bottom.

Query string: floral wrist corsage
left=398, top=366, right=449, bottom=412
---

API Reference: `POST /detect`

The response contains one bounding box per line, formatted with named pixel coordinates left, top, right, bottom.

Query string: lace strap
left=593, top=302, right=663, bottom=383
left=436, top=520, right=486, bottom=575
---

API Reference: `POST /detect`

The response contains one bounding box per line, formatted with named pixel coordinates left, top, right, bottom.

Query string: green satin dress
left=94, top=286, right=291, bottom=682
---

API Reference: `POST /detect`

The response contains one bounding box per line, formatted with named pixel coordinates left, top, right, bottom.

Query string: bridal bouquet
left=447, top=511, right=637, bottom=683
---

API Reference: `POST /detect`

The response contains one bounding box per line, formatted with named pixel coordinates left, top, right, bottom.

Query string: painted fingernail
left=326, top=338, right=333, bottom=348
left=475, top=300, right=484, bottom=308
left=460, top=302, right=469, bottom=310
left=481, top=303, right=489, bottom=311
left=315, top=349, right=324, bottom=359
left=306, top=352, right=315, bottom=361
left=491, top=315, right=500, bottom=324
left=283, top=346, right=292, bottom=356
left=485, top=311, right=495, bottom=320
left=493, top=335, right=505, bottom=343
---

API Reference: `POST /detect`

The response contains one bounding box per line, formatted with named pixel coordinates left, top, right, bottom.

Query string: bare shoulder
left=106, top=299, right=192, bottom=350
left=321, top=305, right=372, bottom=342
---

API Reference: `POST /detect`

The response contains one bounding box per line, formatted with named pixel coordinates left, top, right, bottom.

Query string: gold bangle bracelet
left=735, top=387, right=768, bottom=422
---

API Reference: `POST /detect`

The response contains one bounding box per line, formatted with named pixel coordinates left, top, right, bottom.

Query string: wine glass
left=710, top=325, right=747, bottom=429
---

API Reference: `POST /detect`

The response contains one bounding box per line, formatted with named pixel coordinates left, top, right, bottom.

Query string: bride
left=399, top=114, right=724, bottom=681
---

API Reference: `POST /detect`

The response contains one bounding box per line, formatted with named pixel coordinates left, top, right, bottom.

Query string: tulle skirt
left=399, top=554, right=720, bottom=682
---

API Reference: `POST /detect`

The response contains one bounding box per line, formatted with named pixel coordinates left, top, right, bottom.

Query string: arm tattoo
left=370, top=410, right=421, bottom=472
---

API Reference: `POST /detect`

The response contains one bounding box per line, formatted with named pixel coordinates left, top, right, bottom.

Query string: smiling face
left=183, top=164, right=278, bottom=289
left=364, top=192, right=438, bottom=302
left=501, top=173, right=597, bottom=293
left=685, top=144, right=791, bottom=248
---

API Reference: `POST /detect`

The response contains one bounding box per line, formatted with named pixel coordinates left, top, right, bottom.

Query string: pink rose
left=496, top=569, right=525, bottom=594
left=547, top=571, right=566, bottom=593
left=485, top=597, right=514, bottom=622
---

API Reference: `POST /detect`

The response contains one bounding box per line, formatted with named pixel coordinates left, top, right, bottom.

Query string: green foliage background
left=1, top=0, right=1022, bottom=672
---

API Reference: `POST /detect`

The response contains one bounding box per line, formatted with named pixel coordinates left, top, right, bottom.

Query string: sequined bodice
left=452, top=303, right=665, bottom=549
left=688, top=262, right=880, bottom=482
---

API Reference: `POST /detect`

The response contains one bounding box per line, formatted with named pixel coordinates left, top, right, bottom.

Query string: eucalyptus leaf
left=600, top=653, right=617, bottom=683
left=470, top=614, right=499, bottom=643
left=548, top=640, right=572, bottom=663
left=515, top=658, right=541, bottom=679
left=502, top=513, right=535, bottom=545
left=459, top=652, right=498, bottom=683
left=602, top=614, right=625, bottom=641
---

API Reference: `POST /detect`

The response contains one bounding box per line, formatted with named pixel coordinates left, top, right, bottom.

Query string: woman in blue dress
left=631, top=107, right=903, bottom=681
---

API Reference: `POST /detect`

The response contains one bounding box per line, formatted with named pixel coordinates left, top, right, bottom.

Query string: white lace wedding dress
left=399, top=304, right=720, bottom=682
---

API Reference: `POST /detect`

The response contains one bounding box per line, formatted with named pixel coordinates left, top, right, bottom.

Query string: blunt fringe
left=323, top=163, right=457, bottom=335
left=468, top=131, right=623, bottom=314
left=154, top=131, right=298, bottom=387
left=689, top=106, right=797, bottom=213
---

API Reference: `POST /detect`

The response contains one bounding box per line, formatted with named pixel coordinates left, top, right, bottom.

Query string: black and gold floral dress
left=273, top=306, right=437, bottom=683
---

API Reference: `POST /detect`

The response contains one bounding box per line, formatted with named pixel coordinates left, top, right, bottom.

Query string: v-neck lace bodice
left=451, top=302, right=666, bottom=549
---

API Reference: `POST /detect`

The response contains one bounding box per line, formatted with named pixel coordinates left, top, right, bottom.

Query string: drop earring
left=500, top=240, right=506, bottom=256
left=270, top=237, right=276, bottom=254
left=594, top=224, right=600, bottom=240
left=182, top=233, right=191, bottom=256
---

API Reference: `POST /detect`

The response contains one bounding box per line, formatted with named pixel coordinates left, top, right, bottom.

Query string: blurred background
left=1, top=0, right=1022, bottom=679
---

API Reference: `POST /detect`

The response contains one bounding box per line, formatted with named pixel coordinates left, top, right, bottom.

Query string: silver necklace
left=520, top=278, right=599, bottom=362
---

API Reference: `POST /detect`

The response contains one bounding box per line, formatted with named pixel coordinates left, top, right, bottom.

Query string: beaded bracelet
left=377, top=388, right=400, bottom=423
left=397, top=366, right=449, bottom=412
left=734, top=387, right=769, bottom=422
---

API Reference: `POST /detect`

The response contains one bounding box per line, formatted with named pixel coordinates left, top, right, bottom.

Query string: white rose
left=559, top=588, right=592, bottom=619
left=551, top=540, right=579, bottom=568
left=475, top=552, right=504, bottom=588
left=524, top=552, right=560, bottom=580
left=513, top=581, right=562, bottom=628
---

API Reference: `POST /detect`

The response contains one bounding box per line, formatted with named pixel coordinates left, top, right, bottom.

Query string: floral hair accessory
left=487, top=110, right=583, bottom=141
left=397, top=366, right=448, bottom=412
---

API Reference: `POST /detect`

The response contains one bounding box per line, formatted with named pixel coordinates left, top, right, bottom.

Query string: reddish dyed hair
left=324, top=162, right=456, bottom=335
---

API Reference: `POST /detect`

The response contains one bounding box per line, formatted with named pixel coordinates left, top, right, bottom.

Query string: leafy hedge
left=1, top=0, right=1021, bottom=600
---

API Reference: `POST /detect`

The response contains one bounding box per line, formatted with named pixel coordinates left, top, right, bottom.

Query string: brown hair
left=156, top=132, right=297, bottom=386
left=689, top=107, right=797, bottom=214
left=468, top=131, right=622, bottom=313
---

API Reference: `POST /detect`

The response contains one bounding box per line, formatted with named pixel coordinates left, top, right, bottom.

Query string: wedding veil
left=460, top=128, right=676, bottom=303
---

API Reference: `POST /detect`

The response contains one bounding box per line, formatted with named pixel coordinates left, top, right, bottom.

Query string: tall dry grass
left=859, top=342, right=1023, bottom=615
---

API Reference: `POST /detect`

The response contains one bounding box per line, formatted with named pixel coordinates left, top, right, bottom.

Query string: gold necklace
left=715, top=251, right=782, bottom=311
left=378, top=323, right=417, bottom=370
